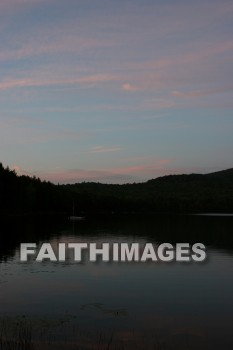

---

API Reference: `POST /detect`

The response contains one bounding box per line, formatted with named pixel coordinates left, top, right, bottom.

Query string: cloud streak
left=1, top=0, right=233, bottom=180
left=28, top=158, right=171, bottom=184
left=0, top=0, right=47, bottom=10
left=171, top=86, right=233, bottom=98
left=0, top=74, right=117, bottom=91
left=89, top=146, right=122, bottom=154
left=0, top=36, right=113, bottom=63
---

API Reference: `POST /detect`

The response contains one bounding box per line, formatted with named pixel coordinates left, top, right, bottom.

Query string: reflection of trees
left=0, top=216, right=66, bottom=263
left=1, top=214, right=233, bottom=263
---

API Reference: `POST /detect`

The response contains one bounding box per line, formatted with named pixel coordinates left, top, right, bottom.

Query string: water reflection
left=1, top=214, right=233, bottom=262
left=0, top=214, right=233, bottom=349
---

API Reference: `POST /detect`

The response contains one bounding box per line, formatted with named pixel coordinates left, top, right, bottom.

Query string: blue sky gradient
left=0, top=0, right=233, bottom=183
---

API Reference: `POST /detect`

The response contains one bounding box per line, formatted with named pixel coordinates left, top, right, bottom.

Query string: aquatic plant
left=0, top=317, right=33, bottom=350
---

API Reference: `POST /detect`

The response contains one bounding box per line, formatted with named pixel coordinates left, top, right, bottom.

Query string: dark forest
left=1, top=163, right=233, bottom=216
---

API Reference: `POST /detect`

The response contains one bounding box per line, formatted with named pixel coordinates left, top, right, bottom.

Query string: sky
left=0, top=0, right=233, bottom=184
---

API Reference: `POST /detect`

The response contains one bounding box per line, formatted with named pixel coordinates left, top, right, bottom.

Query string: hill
left=1, top=162, right=233, bottom=215
left=64, top=168, right=233, bottom=214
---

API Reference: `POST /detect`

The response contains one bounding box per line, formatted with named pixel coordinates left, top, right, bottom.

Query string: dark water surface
left=0, top=214, right=233, bottom=349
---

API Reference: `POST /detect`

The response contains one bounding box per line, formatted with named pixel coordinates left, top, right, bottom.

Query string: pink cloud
left=0, top=74, right=117, bottom=91
left=0, top=38, right=110, bottom=62
left=122, top=83, right=141, bottom=92
left=89, top=146, right=122, bottom=154
left=33, top=158, right=172, bottom=184
left=12, top=165, right=23, bottom=174
left=172, top=86, right=233, bottom=98
left=38, top=169, right=131, bottom=184
left=172, top=90, right=203, bottom=98
left=146, top=41, right=233, bottom=70
left=12, top=165, right=33, bottom=177
left=122, top=40, right=233, bottom=93
left=11, top=161, right=223, bottom=185
left=0, top=12, right=116, bottom=64
left=110, top=159, right=171, bottom=176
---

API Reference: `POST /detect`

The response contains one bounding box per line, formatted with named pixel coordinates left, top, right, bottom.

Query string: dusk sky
left=0, top=0, right=233, bottom=183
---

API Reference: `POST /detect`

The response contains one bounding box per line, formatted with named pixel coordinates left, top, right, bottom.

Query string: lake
left=0, top=214, right=233, bottom=349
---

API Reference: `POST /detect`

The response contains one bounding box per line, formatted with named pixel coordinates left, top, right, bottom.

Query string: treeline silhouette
left=1, top=162, right=233, bottom=216
left=0, top=163, right=69, bottom=215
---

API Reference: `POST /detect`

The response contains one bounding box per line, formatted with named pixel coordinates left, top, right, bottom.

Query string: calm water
left=0, top=215, right=233, bottom=349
